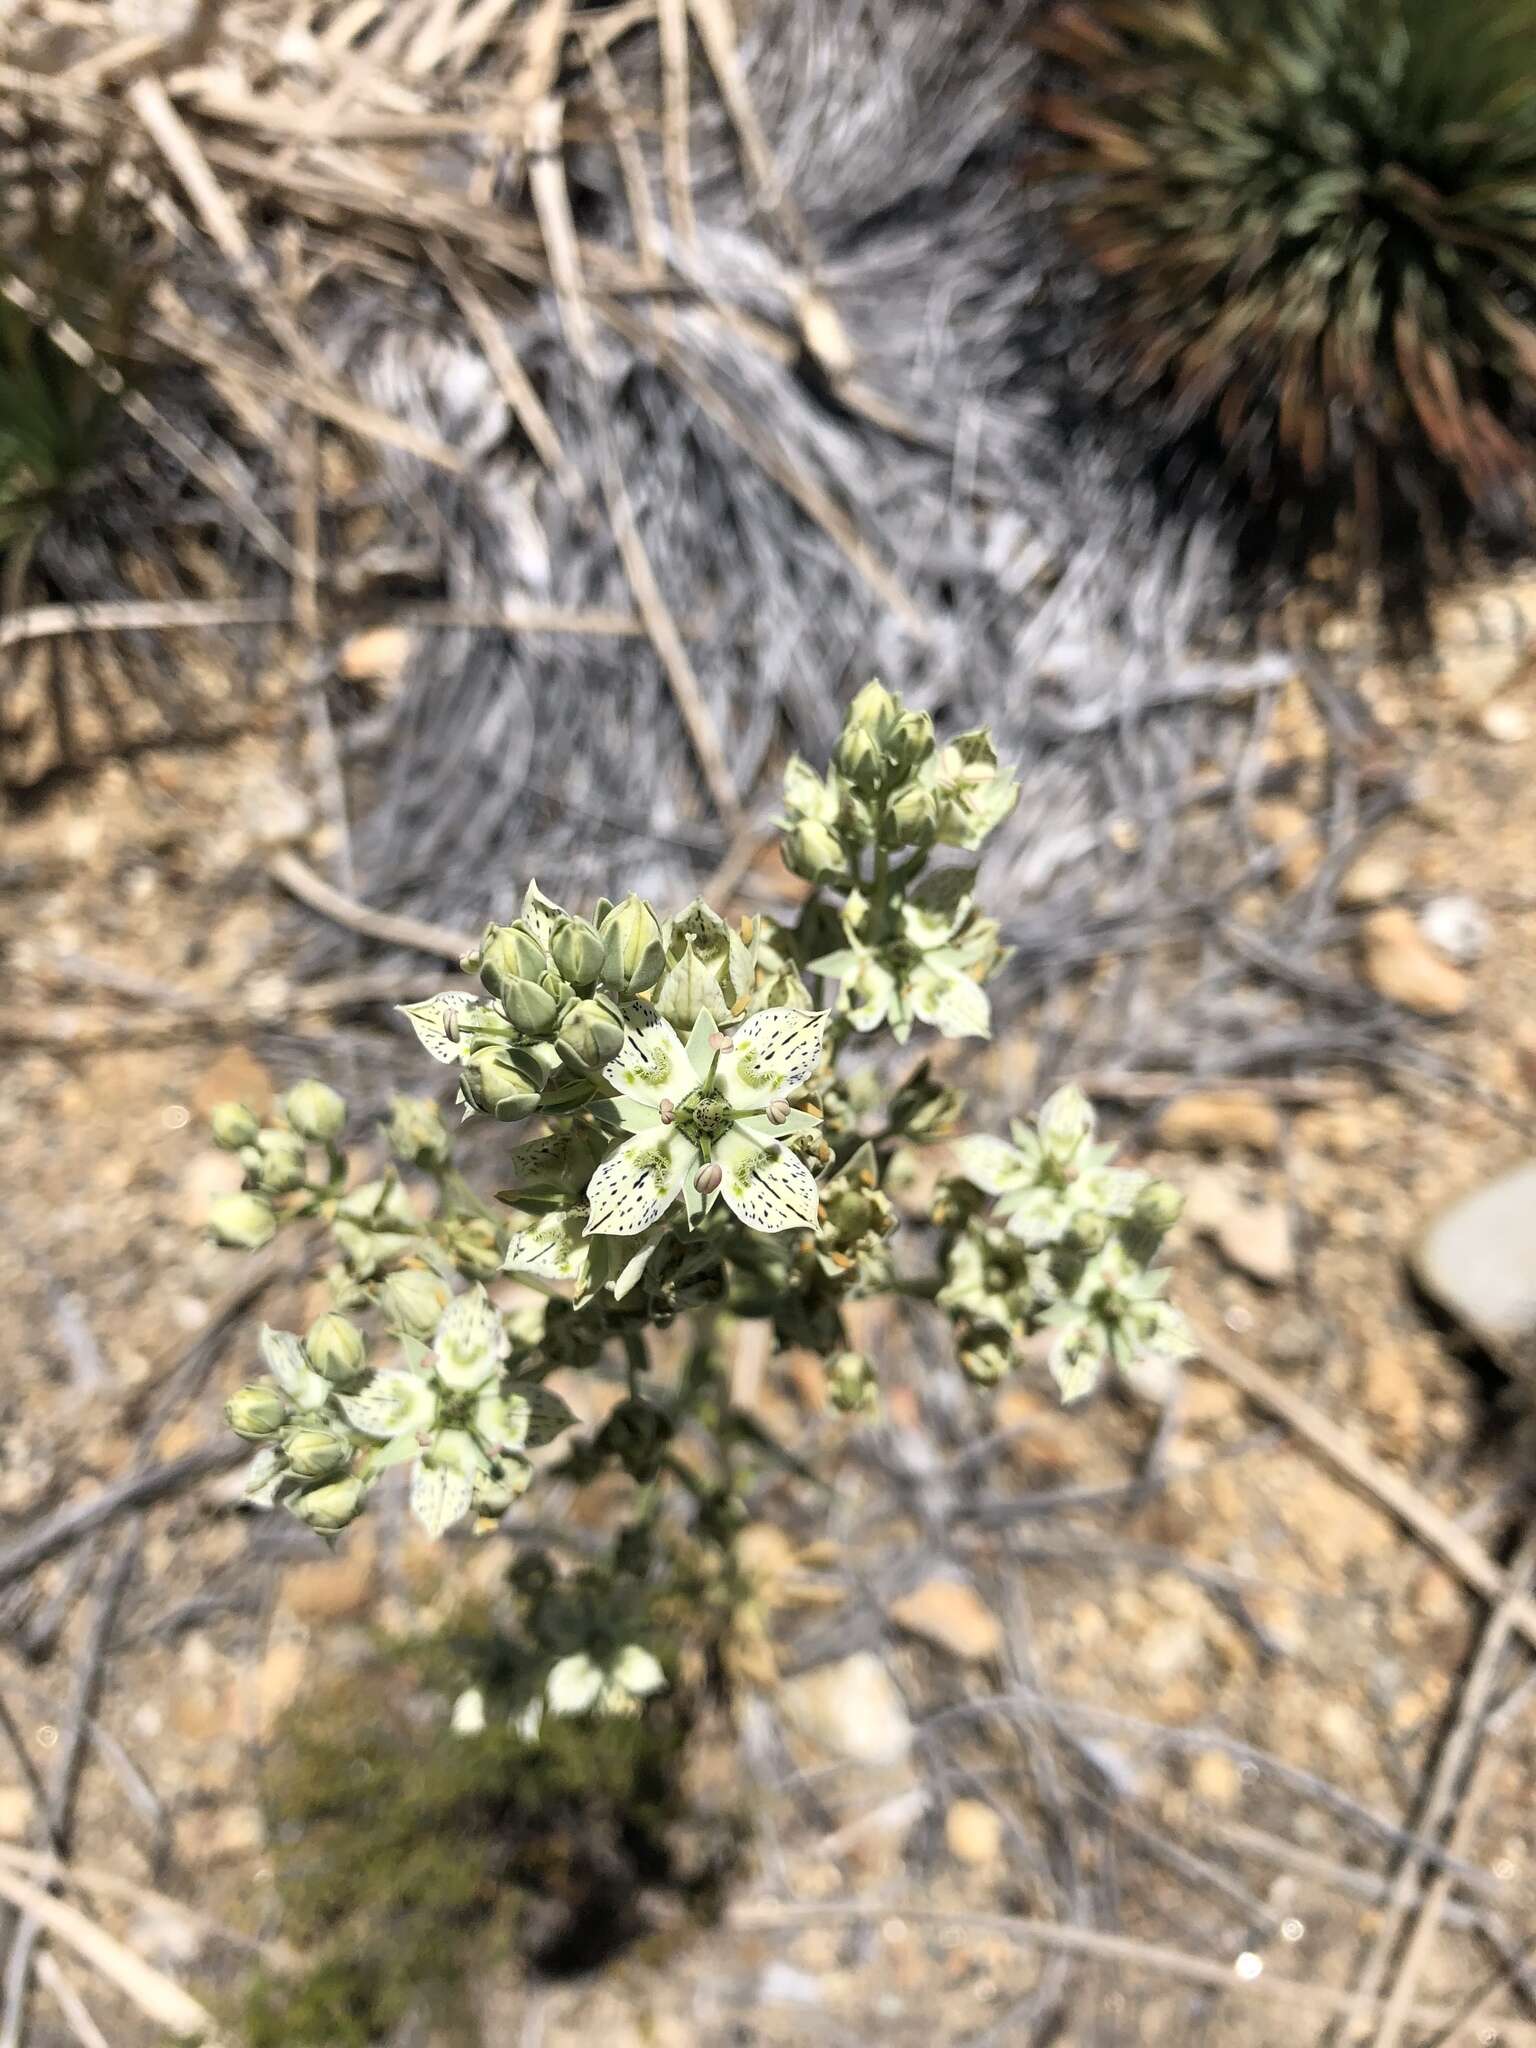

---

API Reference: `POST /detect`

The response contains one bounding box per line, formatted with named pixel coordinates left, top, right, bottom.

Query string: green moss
left=238, top=1607, right=744, bottom=2047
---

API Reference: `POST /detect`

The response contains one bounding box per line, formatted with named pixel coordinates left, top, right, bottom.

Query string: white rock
left=779, top=1652, right=912, bottom=1767
left=1418, top=894, right=1492, bottom=967
left=1413, top=1162, right=1536, bottom=1355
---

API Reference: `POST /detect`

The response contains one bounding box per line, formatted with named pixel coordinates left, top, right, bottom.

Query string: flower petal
left=953, top=1134, right=1031, bottom=1196
left=258, top=1326, right=331, bottom=1412
left=546, top=1653, right=605, bottom=1716
left=585, top=1125, right=694, bottom=1237
left=409, top=1458, right=474, bottom=1538
left=432, top=1285, right=510, bottom=1391
left=910, top=965, right=991, bottom=1040
left=503, top=1209, right=591, bottom=1287
left=715, top=1127, right=820, bottom=1233
left=720, top=1008, right=828, bottom=1109
left=340, top=1370, right=438, bottom=1441
left=601, top=1000, right=695, bottom=1108
left=397, top=992, right=478, bottom=1064
left=611, top=1644, right=666, bottom=1699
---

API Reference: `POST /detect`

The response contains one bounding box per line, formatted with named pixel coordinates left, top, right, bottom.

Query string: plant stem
left=622, top=1329, right=649, bottom=1397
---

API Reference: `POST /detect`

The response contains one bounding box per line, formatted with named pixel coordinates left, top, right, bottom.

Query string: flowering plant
left=207, top=683, right=1189, bottom=1713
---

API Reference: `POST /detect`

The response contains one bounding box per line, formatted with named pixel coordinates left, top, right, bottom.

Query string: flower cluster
left=203, top=681, right=1190, bottom=1691
left=781, top=681, right=1018, bottom=1041
left=936, top=1085, right=1191, bottom=1402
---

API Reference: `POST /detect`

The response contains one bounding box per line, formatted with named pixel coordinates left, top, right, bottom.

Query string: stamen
left=708, top=1032, right=734, bottom=1052
left=694, top=1162, right=723, bottom=1194
left=658, top=1098, right=675, bottom=1123
left=766, top=1099, right=790, bottom=1126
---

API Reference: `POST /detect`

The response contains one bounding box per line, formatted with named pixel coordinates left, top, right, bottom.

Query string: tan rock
left=1189, top=1751, right=1242, bottom=1809
left=0, top=1786, right=32, bottom=1839
left=237, top=1637, right=307, bottom=1742
left=191, top=1044, right=273, bottom=1121
left=1156, top=1092, right=1282, bottom=1155
left=1252, top=801, right=1322, bottom=888
left=1214, top=1201, right=1294, bottom=1287
left=888, top=1577, right=1003, bottom=1664
left=1361, top=909, right=1471, bottom=1017
left=945, top=1799, right=1003, bottom=1866
left=779, top=1653, right=912, bottom=1767
left=1360, top=1344, right=1425, bottom=1450
left=1338, top=851, right=1406, bottom=908
left=338, top=624, right=411, bottom=684
left=280, top=1535, right=376, bottom=1623
left=174, top=1804, right=264, bottom=1867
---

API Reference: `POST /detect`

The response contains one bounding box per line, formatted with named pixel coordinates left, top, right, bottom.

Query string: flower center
left=676, top=1087, right=733, bottom=1142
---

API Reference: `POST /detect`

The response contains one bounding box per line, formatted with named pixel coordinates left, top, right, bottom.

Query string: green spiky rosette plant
left=205, top=683, right=1191, bottom=1723
left=1033, top=0, right=1536, bottom=531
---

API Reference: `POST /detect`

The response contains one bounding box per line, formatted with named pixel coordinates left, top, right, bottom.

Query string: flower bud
left=249, top=1128, right=308, bottom=1195
left=441, top=1215, right=504, bottom=1282
left=1037, top=1084, right=1095, bottom=1162
left=826, top=1350, right=877, bottom=1415
left=283, top=1079, right=346, bottom=1144
left=887, top=707, right=935, bottom=773
left=461, top=1046, right=543, bottom=1123
left=379, top=1268, right=451, bottom=1341
left=555, top=996, right=625, bottom=1076
left=478, top=924, right=548, bottom=1002
left=499, top=976, right=562, bottom=1035
left=209, top=1192, right=278, bottom=1249
left=285, top=1426, right=353, bottom=1480
left=1132, top=1180, right=1184, bottom=1233
left=226, top=1383, right=287, bottom=1439
left=210, top=1101, right=260, bottom=1151
left=847, top=678, right=900, bottom=741
left=783, top=820, right=850, bottom=886
left=386, top=1095, right=450, bottom=1168
left=290, top=1475, right=365, bottom=1533
left=550, top=917, right=606, bottom=991
left=1065, top=1209, right=1109, bottom=1255
left=306, top=1312, right=367, bottom=1385
left=598, top=895, right=665, bottom=995
left=832, top=722, right=884, bottom=796
left=959, top=1336, right=1012, bottom=1385
left=883, top=785, right=937, bottom=850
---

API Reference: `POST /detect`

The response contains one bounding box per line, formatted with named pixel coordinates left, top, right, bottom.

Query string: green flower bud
left=1132, top=1180, right=1184, bottom=1233
left=598, top=895, right=665, bottom=995
left=210, top=1101, right=260, bottom=1151
left=226, top=1383, right=287, bottom=1440
left=783, top=819, right=850, bottom=886
left=499, top=976, right=562, bottom=1035
left=550, top=917, right=606, bottom=991
left=888, top=708, right=935, bottom=773
left=283, top=1080, right=346, bottom=1144
left=285, top=1426, right=353, bottom=1480
left=209, top=1192, right=278, bottom=1250
left=847, top=678, right=900, bottom=740
left=461, top=1046, right=543, bottom=1122
left=1037, top=1084, right=1095, bottom=1163
left=1065, top=1209, right=1110, bottom=1255
left=959, top=1336, right=1012, bottom=1385
left=386, top=1095, right=450, bottom=1168
left=290, top=1475, right=365, bottom=1533
left=478, top=924, right=549, bottom=1002
left=379, top=1268, right=451, bottom=1341
left=555, top=999, right=625, bottom=1077
left=440, top=1215, right=503, bottom=1281
left=251, top=1128, right=308, bottom=1195
left=836, top=787, right=878, bottom=845
left=826, top=1350, right=878, bottom=1416
left=832, top=722, right=884, bottom=796
left=306, top=1312, right=367, bottom=1385
left=884, top=785, right=937, bottom=850
left=325, top=1263, right=374, bottom=1312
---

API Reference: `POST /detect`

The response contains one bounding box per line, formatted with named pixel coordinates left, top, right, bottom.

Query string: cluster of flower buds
left=206, top=1081, right=350, bottom=1249
left=936, top=1085, right=1191, bottom=1402
left=779, top=682, right=1019, bottom=1042
left=225, top=1286, right=575, bottom=1539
